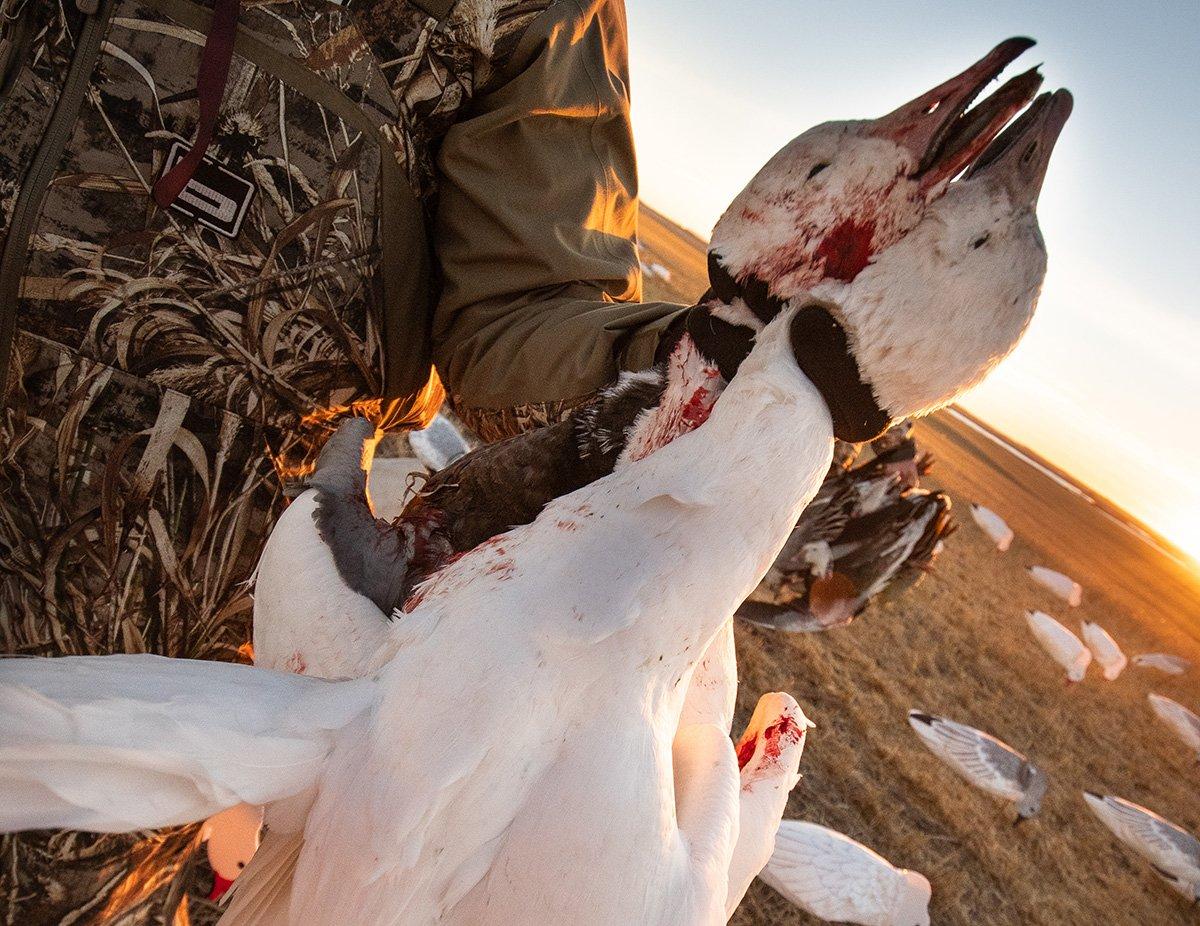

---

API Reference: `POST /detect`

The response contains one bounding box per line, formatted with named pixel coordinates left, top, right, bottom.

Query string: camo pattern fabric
left=0, top=0, right=557, bottom=921
left=450, top=392, right=595, bottom=443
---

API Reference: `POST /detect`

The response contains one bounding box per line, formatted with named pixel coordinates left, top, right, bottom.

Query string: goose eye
left=923, top=100, right=941, bottom=115
left=971, top=234, right=990, bottom=249
left=807, top=162, right=830, bottom=180
left=1021, top=142, right=1039, bottom=165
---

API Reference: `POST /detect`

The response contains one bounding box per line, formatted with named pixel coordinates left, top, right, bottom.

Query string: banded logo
left=162, top=141, right=256, bottom=239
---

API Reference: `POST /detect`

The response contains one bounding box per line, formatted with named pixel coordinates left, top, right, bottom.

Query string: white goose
left=1080, top=620, right=1127, bottom=680
left=1148, top=693, right=1200, bottom=761
left=1028, top=565, right=1083, bottom=607
left=759, top=820, right=931, bottom=926
left=1083, top=792, right=1200, bottom=901
left=969, top=503, right=1013, bottom=551
left=1134, top=653, right=1191, bottom=675
left=1025, top=609, right=1091, bottom=682
left=275, top=37, right=1048, bottom=639
left=202, top=803, right=265, bottom=900
left=0, top=84, right=1070, bottom=926
left=907, top=712, right=1047, bottom=822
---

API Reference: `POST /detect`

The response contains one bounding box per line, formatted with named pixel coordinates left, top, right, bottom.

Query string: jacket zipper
left=0, top=0, right=113, bottom=391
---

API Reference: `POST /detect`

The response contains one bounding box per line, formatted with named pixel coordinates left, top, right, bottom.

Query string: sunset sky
left=625, top=1, right=1200, bottom=561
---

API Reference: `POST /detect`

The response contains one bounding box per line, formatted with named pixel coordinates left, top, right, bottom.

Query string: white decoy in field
left=1081, top=620, right=1127, bottom=680
left=1082, top=792, right=1200, bottom=901
left=969, top=503, right=1013, bottom=551
left=1025, top=609, right=1092, bottom=682
left=908, top=712, right=1047, bottom=822
left=1148, top=693, right=1200, bottom=761
left=1134, top=653, right=1192, bottom=675
left=0, top=82, right=1071, bottom=925
left=1028, top=565, right=1082, bottom=606
left=760, top=820, right=931, bottom=926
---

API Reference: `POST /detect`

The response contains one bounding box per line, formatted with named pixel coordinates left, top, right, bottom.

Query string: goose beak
left=965, top=89, right=1074, bottom=206
left=870, top=37, right=1043, bottom=190
left=208, top=872, right=235, bottom=900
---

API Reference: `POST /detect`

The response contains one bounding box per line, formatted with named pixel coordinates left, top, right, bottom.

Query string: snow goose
left=201, top=803, right=264, bottom=900
left=270, top=39, right=1046, bottom=626
left=0, top=86, right=1072, bottom=925
left=1083, top=793, right=1200, bottom=901
left=1148, top=693, right=1200, bottom=761
left=908, top=712, right=1047, bottom=822
left=1134, top=653, right=1191, bottom=675
left=1025, top=609, right=1091, bottom=682
left=1028, top=565, right=1082, bottom=606
left=969, top=503, right=1013, bottom=551
left=1080, top=620, right=1127, bottom=680
left=760, top=820, right=931, bottom=926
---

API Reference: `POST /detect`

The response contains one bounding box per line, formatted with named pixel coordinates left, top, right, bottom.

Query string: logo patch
left=162, top=141, right=255, bottom=239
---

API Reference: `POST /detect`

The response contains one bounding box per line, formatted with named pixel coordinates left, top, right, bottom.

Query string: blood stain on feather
left=815, top=217, right=877, bottom=282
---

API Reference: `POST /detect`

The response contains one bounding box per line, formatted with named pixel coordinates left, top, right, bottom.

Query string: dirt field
left=639, top=207, right=1200, bottom=925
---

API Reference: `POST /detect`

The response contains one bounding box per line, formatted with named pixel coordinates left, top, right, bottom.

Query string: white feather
left=1148, top=693, right=1200, bottom=759
left=761, top=821, right=931, bottom=926
left=0, top=655, right=374, bottom=832
left=1083, top=793, right=1200, bottom=900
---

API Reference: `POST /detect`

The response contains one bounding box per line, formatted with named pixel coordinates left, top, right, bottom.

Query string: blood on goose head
left=820, top=90, right=1073, bottom=422
left=709, top=38, right=1042, bottom=314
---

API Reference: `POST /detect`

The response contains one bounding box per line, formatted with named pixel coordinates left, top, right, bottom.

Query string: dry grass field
left=639, top=207, right=1200, bottom=925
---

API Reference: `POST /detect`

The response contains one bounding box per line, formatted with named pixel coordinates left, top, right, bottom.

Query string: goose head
left=795, top=89, right=1072, bottom=433
left=1015, top=763, right=1049, bottom=821
left=709, top=37, right=1042, bottom=311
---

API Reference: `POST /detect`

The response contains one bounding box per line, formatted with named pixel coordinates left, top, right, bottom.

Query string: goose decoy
left=1083, top=792, right=1200, bottom=901
left=1148, top=693, right=1200, bottom=762
left=969, top=503, right=1014, bottom=551
left=1028, top=565, right=1083, bottom=607
left=907, top=712, right=1048, bottom=823
left=1025, top=609, right=1092, bottom=682
left=760, top=820, right=931, bottom=926
left=0, top=73, right=1071, bottom=926
left=1134, top=653, right=1191, bottom=675
left=1080, top=620, right=1127, bottom=680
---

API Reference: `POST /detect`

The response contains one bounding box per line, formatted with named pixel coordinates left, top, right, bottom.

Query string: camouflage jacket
left=0, top=0, right=682, bottom=920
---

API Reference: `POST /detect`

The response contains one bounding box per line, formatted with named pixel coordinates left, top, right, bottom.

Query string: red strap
left=153, top=0, right=241, bottom=208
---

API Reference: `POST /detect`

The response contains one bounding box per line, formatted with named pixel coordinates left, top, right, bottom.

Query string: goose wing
left=761, top=821, right=925, bottom=926
left=1084, top=793, right=1200, bottom=883
left=907, top=712, right=1027, bottom=801
left=0, top=655, right=373, bottom=833
left=1149, top=694, right=1200, bottom=751
left=1134, top=653, right=1191, bottom=674
left=254, top=419, right=411, bottom=678
left=1026, top=610, right=1090, bottom=677
left=1080, top=621, right=1126, bottom=678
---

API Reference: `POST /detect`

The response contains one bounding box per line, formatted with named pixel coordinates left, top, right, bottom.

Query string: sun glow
left=1159, top=513, right=1200, bottom=570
